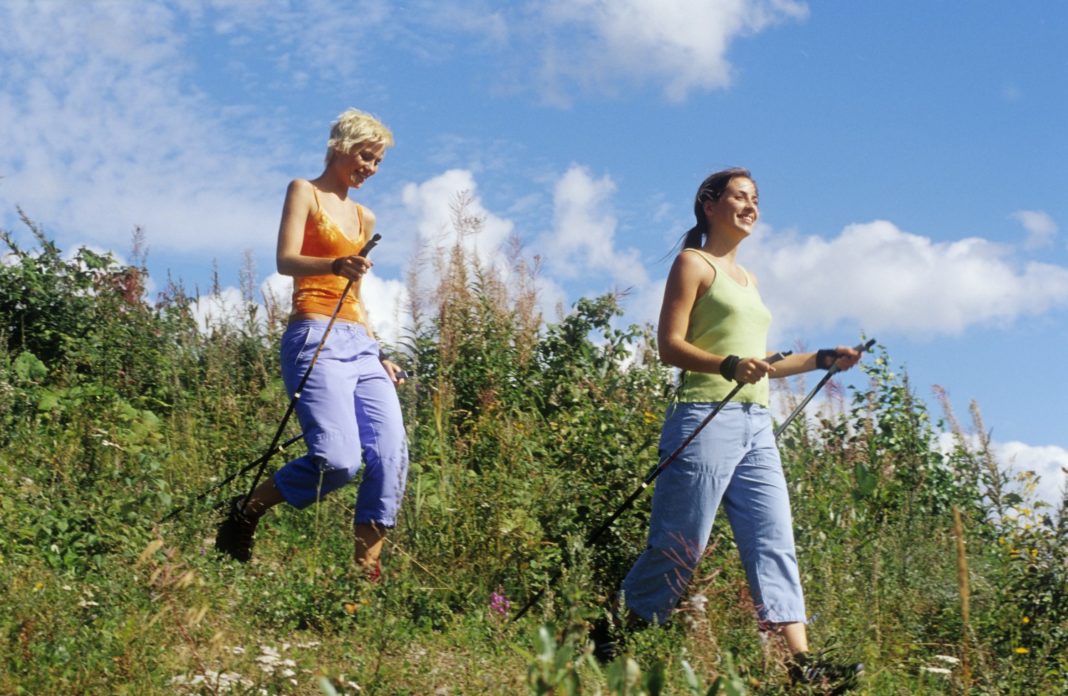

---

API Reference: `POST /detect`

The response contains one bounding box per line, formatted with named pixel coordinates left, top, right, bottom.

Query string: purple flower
left=489, top=590, right=511, bottom=616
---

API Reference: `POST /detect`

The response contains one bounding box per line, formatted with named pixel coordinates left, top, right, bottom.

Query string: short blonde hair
left=324, top=108, right=394, bottom=165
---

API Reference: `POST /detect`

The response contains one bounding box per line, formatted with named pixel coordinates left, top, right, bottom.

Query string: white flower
left=922, top=666, right=952, bottom=676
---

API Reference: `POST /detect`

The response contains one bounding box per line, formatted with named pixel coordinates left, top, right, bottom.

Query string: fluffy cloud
left=1009, top=210, right=1058, bottom=250
left=937, top=434, right=1068, bottom=512
left=993, top=441, right=1068, bottom=511
left=745, top=220, right=1068, bottom=337
left=0, top=1, right=282, bottom=254
left=544, top=165, right=650, bottom=288
left=190, top=286, right=250, bottom=334
left=397, top=167, right=623, bottom=323
left=400, top=169, right=515, bottom=269
left=535, top=0, right=809, bottom=103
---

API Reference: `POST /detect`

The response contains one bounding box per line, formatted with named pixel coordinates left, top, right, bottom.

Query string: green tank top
left=675, top=249, right=772, bottom=406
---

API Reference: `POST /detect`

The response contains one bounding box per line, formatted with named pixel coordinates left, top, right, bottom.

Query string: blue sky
left=2, top=1, right=1066, bottom=506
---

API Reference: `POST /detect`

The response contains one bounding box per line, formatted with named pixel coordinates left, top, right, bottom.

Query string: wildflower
left=489, top=588, right=511, bottom=616
left=933, top=654, right=960, bottom=665
left=1014, top=647, right=1029, bottom=654
left=1022, top=616, right=1030, bottom=624
left=921, top=666, right=952, bottom=676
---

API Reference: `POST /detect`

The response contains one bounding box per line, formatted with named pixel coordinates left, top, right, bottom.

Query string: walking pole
left=159, top=433, right=304, bottom=522
left=159, top=234, right=381, bottom=523
left=512, top=351, right=791, bottom=622
left=773, top=338, right=876, bottom=439
left=239, top=233, right=382, bottom=508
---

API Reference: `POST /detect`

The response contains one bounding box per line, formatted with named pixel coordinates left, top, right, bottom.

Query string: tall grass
left=1, top=207, right=1065, bottom=694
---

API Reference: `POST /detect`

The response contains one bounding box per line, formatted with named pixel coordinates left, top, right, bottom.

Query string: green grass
left=1, top=215, right=1065, bottom=694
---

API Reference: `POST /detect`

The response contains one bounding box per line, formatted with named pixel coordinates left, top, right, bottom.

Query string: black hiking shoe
left=589, top=615, right=622, bottom=663
left=214, top=497, right=259, bottom=562
left=788, top=651, right=863, bottom=694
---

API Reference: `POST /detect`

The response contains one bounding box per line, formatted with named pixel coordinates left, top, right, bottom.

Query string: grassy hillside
left=1, top=213, right=1065, bottom=695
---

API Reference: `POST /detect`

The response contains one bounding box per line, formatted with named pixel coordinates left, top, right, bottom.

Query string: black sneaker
left=215, top=496, right=259, bottom=562
left=788, top=651, right=863, bottom=694
left=589, top=615, right=622, bottom=663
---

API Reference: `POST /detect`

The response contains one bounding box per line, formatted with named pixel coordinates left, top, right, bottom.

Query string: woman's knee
left=311, top=435, right=362, bottom=477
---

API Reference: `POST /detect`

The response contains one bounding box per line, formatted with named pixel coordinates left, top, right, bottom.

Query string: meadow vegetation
left=1, top=206, right=1065, bottom=694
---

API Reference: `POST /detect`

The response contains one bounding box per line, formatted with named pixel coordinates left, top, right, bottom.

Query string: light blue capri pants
left=622, top=401, right=806, bottom=625
left=274, top=320, right=409, bottom=527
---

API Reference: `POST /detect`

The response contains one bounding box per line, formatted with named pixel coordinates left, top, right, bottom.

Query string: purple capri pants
left=273, top=319, right=409, bottom=527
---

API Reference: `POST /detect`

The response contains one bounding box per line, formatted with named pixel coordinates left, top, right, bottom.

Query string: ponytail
left=682, top=224, right=705, bottom=249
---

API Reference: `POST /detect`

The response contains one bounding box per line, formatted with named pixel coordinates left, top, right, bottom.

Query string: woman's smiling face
left=332, top=142, right=386, bottom=189
left=705, top=176, right=759, bottom=236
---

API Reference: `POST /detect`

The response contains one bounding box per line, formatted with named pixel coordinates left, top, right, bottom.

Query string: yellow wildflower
left=1022, top=616, right=1030, bottom=624
left=1014, top=647, right=1029, bottom=654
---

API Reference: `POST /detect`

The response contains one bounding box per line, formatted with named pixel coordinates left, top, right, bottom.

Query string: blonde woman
left=216, top=109, right=408, bottom=581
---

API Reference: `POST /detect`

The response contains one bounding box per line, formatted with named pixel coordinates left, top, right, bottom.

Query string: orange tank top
left=290, top=186, right=370, bottom=326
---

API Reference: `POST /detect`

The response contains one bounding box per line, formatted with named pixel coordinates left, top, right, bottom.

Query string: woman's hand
left=381, top=358, right=407, bottom=385
left=735, top=357, right=774, bottom=384
left=829, top=345, right=862, bottom=371
left=331, top=255, right=373, bottom=281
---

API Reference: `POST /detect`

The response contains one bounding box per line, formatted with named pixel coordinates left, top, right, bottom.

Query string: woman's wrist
left=815, top=348, right=839, bottom=370
left=719, top=354, right=741, bottom=381
left=331, top=257, right=345, bottom=276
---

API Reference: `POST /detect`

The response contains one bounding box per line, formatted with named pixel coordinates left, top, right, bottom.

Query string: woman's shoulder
left=285, top=178, right=315, bottom=196
left=674, top=248, right=718, bottom=274
left=357, top=203, right=376, bottom=225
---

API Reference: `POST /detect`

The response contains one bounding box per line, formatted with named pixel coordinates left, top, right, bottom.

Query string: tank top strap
left=310, top=185, right=322, bottom=212
left=355, top=203, right=364, bottom=240
left=682, top=247, right=718, bottom=271
left=682, top=248, right=751, bottom=286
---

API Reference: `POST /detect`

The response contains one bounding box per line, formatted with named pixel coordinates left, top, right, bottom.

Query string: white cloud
left=938, top=433, right=1068, bottom=512
left=545, top=165, right=650, bottom=287
left=361, top=273, right=410, bottom=347
left=190, top=286, right=250, bottom=334
left=195, top=0, right=393, bottom=78
left=1009, top=209, right=1058, bottom=250
left=261, top=272, right=293, bottom=324
left=400, top=169, right=515, bottom=269
left=0, top=1, right=283, bottom=255
left=745, top=220, right=1068, bottom=337
left=535, top=0, right=808, bottom=103
left=994, top=441, right=1068, bottom=511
